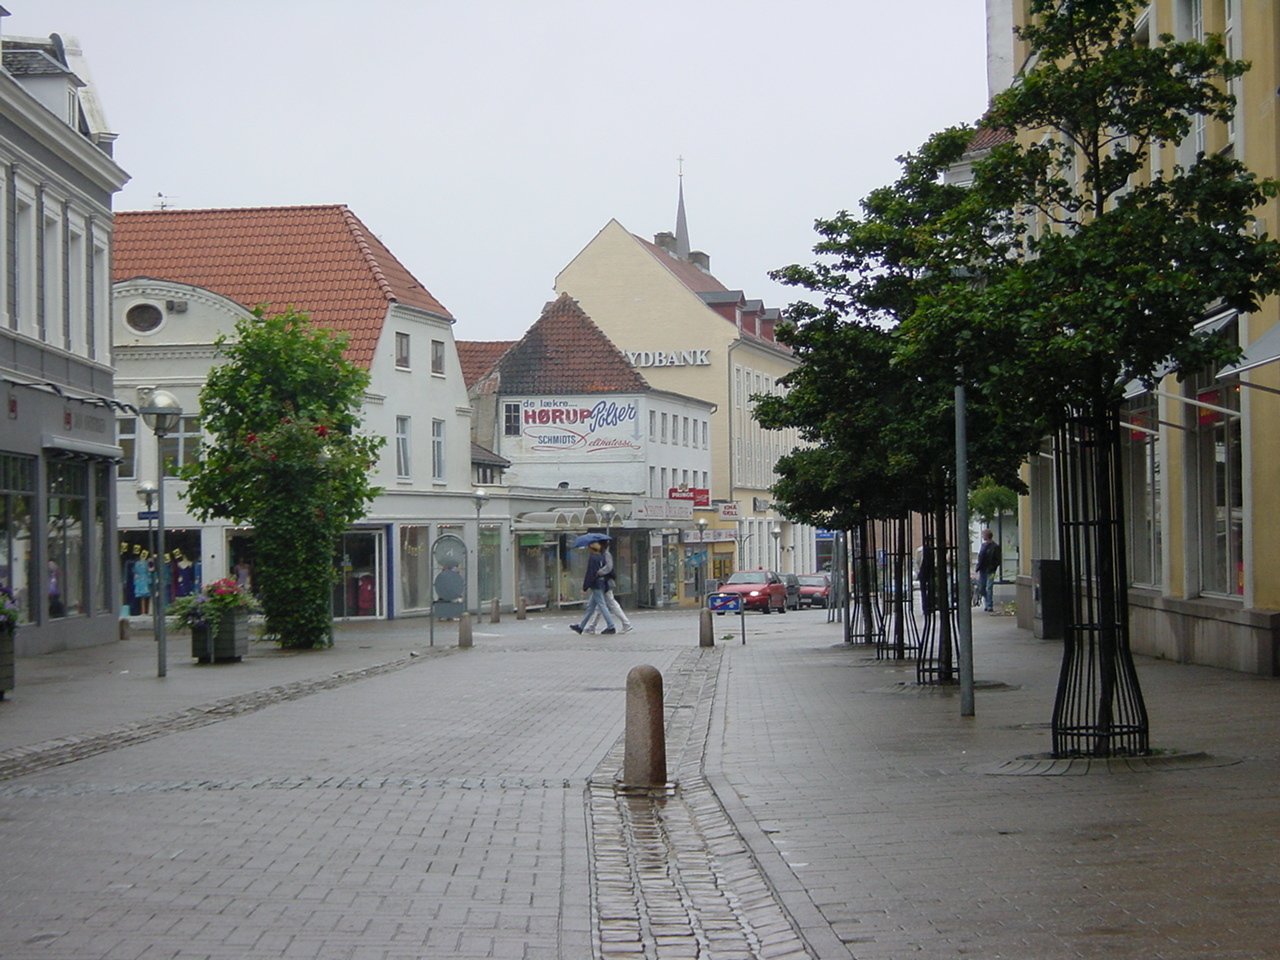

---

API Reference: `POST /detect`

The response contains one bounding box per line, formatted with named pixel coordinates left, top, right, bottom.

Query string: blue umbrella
left=572, top=532, right=613, bottom=548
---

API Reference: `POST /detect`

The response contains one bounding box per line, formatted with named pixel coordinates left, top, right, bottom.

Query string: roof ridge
left=337, top=206, right=397, bottom=305
left=116, top=203, right=347, bottom=217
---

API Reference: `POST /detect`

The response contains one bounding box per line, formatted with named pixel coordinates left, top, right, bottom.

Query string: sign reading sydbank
left=625, top=349, right=711, bottom=368
left=514, top=397, right=642, bottom=455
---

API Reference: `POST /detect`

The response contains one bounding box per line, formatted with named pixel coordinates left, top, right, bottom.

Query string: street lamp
left=473, top=487, right=489, bottom=615
left=601, top=502, right=616, bottom=533
left=138, top=388, right=182, bottom=678
left=771, top=525, right=783, bottom=571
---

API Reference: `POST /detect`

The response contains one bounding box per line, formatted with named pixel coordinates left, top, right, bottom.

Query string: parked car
left=797, top=573, right=831, bottom=607
left=712, top=570, right=788, bottom=613
left=780, top=573, right=802, bottom=610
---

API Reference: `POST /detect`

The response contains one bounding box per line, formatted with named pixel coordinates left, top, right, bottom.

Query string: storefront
left=119, top=527, right=202, bottom=616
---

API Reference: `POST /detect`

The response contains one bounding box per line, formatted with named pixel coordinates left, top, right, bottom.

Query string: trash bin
left=1032, top=559, right=1064, bottom=639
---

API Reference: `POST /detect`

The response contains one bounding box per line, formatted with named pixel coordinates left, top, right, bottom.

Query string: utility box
left=1032, top=559, right=1065, bottom=639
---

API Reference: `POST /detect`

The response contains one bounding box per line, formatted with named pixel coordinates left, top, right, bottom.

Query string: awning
left=1219, top=321, right=1280, bottom=378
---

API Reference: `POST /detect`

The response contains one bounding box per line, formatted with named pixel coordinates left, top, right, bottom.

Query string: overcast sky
left=19, top=1, right=991, bottom=341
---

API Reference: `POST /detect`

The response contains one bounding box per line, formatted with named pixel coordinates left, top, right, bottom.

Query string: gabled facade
left=555, top=210, right=818, bottom=579
left=461, top=294, right=715, bottom=608
left=0, top=27, right=128, bottom=656
left=112, top=205, right=503, bottom=622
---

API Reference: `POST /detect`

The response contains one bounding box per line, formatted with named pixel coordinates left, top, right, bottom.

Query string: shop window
left=0, top=454, right=36, bottom=624
left=1121, top=394, right=1161, bottom=587
left=1191, top=367, right=1243, bottom=596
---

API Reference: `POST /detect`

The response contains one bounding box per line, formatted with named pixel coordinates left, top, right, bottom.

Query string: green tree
left=899, top=0, right=1280, bottom=756
left=760, top=128, right=1035, bottom=531
left=184, top=308, right=384, bottom=649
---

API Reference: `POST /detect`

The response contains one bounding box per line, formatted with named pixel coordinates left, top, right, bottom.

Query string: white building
left=0, top=27, right=129, bottom=656
left=461, top=293, right=717, bottom=607
left=112, top=205, right=506, bottom=622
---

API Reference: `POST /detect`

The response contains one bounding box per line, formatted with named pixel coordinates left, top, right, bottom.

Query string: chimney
left=654, top=232, right=677, bottom=254
left=689, top=250, right=710, bottom=272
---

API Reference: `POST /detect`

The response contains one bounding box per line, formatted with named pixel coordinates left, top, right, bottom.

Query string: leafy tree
left=761, top=129, right=1032, bottom=532
left=899, top=0, right=1280, bottom=756
left=969, top=478, right=1018, bottom=527
left=184, top=308, right=384, bottom=649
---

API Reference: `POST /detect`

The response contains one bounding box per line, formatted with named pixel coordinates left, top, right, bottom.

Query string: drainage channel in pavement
left=586, top=646, right=815, bottom=960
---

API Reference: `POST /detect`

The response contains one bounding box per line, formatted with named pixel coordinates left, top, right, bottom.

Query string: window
left=160, top=417, right=201, bottom=478
left=125, top=303, right=163, bottom=334
left=660, top=467, right=668, bottom=494
left=701, top=420, right=708, bottom=449
left=1122, top=395, right=1161, bottom=587
left=476, top=464, right=502, bottom=485
left=649, top=410, right=656, bottom=442
left=46, top=460, right=87, bottom=618
left=0, top=454, right=36, bottom=624
left=649, top=466, right=657, bottom=497
left=431, top=339, right=446, bottom=375
left=395, top=332, right=411, bottom=369
left=432, top=419, right=445, bottom=482
left=117, top=417, right=137, bottom=480
left=1192, top=370, right=1243, bottom=596
left=504, top=403, right=521, bottom=437
left=395, top=416, right=411, bottom=478
left=661, top=413, right=669, bottom=443
left=682, top=417, right=689, bottom=446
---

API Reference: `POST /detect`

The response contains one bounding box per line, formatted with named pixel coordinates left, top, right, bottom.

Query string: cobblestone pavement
left=0, top=609, right=1278, bottom=958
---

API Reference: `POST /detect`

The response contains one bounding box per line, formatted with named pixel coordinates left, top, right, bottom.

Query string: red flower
left=246, top=434, right=257, bottom=444
left=316, top=425, right=328, bottom=437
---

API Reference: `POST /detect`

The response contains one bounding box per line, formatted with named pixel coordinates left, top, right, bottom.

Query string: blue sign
left=137, top=511, right=159, bottom=520
left=709, top=593, right=742, bottom=613
left=815, top=528, right=835, bottom=540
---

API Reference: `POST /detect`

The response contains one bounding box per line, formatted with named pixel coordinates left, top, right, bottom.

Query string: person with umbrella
left=584, top=539, right=633, bottom=634
left=569, top=535, right=616, bottom=635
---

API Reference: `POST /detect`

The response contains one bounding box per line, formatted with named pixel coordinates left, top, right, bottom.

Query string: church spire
left=674, top=157, right=690, bottom=260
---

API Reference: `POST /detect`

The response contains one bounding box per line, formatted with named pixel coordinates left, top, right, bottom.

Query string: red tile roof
left=112, top=205, right=452, bottom=367
left=498, top=294, right=650, bottom=395
left=635, top=235, right=728, bottom=295
left=456, top=340, right=516, bottom=389
left=968, top=124, right=1014, bottom=152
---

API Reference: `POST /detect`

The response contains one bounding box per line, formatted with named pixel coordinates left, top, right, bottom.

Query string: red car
left=712, top=570, right=788, bottom=614
left=797, top=573, right=831, bottom=607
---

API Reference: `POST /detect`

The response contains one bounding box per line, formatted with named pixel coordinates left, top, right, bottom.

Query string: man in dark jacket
left=975, top=529, right=1001, bottom=613
left=570, top=542, right=616, bottom=634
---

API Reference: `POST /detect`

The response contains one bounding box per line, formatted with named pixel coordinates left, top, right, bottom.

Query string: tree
left=183, top=308, right=384, bottom=649
left=899, top=0, right=1280, bottom=755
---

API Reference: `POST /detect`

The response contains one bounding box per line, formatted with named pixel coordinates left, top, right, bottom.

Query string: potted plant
left=170, top=577, right=256, bottom=663
left=0, top=585, right=17, bottom=698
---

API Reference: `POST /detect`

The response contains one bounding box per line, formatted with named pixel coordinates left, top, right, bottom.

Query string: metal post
left=955, top=382, right=975, bottom=717
left=155, top=440, right=168, bottom=678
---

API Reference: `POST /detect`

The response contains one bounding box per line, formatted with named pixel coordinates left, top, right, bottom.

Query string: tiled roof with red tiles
left=635, top=235, right=728, bottom=295
left=112, top=205, right=451, bottom=368
left=968, top=124, right=1015, bottom=153
left=456, top=340, right=516, bottom=389
left=497, top=294, right=649, bottom=396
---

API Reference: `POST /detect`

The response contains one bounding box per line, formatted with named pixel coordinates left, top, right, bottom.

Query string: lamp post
left=138, top=388, right=182, bottom=678
left=473, top=487, right=489, bottom=615
left=601, top=502, right=616, bottom=533
left=771, top=525, right=783, bottom=572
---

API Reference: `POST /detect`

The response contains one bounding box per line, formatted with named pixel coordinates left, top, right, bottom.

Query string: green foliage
left=969, top=478, right=1018, bottom=525
left=900, top=0, right=1280, bottom=426
left=183, top=308, right=384, bottom=648
left=761, top=129, right=1034, bottom=529
left=168, top=577, right=256, bottom=635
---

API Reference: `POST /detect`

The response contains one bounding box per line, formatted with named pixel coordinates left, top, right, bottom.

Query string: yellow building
left=555, top=195, right=818, bottom=578
left=995, top=1, right=1280, bottom=675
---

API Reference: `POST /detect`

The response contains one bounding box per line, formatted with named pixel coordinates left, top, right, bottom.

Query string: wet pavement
left=0, top=606, right=1276, bottom=958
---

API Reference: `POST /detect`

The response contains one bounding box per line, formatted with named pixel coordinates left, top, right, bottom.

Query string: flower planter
left=192, top=611, right=249, bottom=663
left=0, top=624, right=13, bottom=698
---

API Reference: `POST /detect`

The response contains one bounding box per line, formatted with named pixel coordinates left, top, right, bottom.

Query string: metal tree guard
left=916, top=504, right=960, bottom=686
left=876, top=516, right=919, bottom=661
left=847, top=521, right=881, bottom=645
left=1050, top=407, right=1150, bottom=757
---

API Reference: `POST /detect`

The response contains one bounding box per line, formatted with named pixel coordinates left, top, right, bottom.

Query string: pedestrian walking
left=570, top=541, right=616, bottom=635
left=584, top=545, right=633, bottom=634
left=975, top=529, right=1001, bottom=613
